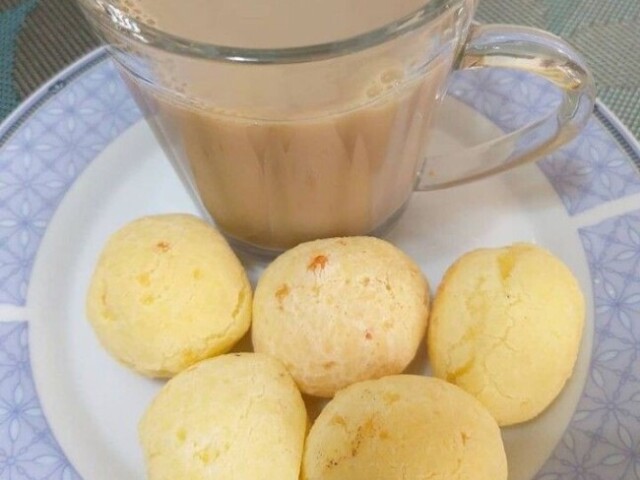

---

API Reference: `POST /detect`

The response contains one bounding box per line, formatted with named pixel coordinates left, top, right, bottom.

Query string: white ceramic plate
left=0, top=49, right=639, bottom=480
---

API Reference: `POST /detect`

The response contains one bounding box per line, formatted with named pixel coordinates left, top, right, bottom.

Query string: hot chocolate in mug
left=79, top=0, right=595, bottom=254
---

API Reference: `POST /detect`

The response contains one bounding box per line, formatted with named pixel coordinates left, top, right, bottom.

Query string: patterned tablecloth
left=0, top=0, right=638, bottom=137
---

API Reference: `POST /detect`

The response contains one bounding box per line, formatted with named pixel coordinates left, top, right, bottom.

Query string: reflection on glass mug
left=78, top=0, right=595, bottom=254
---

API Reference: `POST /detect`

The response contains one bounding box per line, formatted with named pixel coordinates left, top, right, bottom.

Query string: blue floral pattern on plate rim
left=0, top=48, right=639, bottom=479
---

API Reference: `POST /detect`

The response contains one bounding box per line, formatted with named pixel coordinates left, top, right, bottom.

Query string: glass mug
left=78, top=0, right=595, bottom=254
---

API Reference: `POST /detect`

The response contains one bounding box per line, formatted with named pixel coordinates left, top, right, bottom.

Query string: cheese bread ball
left=252, top=237, right=429, bottom=397
left=302, top=375, right=507, bottom=480
left=86, top=214, right=251, bottom=377
left=428, top=243, right=585, bottom=426
left=139, top=353, right=307, bottom=480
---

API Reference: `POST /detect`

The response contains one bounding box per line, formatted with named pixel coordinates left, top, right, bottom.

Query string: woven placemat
left=1, top=0, right=639, bottom=139
left=475, top=0, right=640, bottom=138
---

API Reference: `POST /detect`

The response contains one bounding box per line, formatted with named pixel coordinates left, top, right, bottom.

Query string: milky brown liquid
left=113, top=0, right=456, bottom=250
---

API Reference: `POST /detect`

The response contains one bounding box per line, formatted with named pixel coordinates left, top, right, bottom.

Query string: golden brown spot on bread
left=156, top=241, right=171, bottom=252
left=325, top=458, right=339, bottom=469
left=446, top=357, right=474, bottom=384
left=365, top=330, right=373, bottom=340
left=460, top=431, right=470, bottom=445
left=181, top=349, right=198, bottom=366
left=231, top=287, right=248, bottom=320
left=330, top=415, right=347, bottom=427
left=323, top=361, right=337, bottom=370
left=383, top=392, right=400, bottom=405
left=275, top=284, right=290, bottom=310
left=321, top=416, right=378, bottom=470
left=137, top=273, right=151, bottom=286
left=192, top=269, right=202, bottom=280
left=498, top=250, right=516, bottom=280
left=351, top=417, right=377, bottom=457
left=308, top=254, right=328, bottom=272
left=275, top=284, right=290, bottom=301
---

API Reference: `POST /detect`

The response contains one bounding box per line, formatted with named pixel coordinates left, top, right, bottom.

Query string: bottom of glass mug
left=214, top=199, right=411, bottom=260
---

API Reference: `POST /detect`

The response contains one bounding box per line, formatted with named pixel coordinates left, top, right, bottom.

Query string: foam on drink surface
left=110, top=0, right=432, bottom=48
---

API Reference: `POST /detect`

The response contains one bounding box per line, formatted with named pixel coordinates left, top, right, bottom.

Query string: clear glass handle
left=417, top=24, right=596, bottom=191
